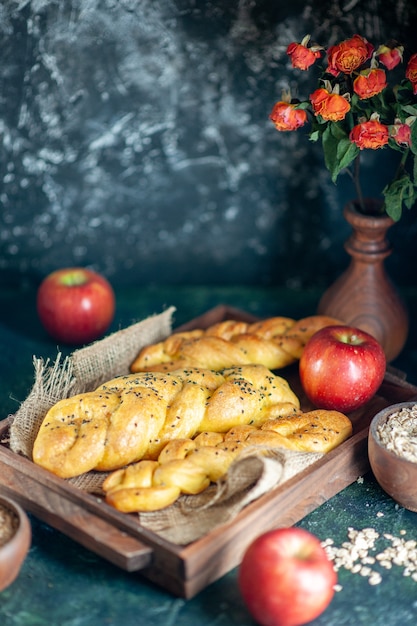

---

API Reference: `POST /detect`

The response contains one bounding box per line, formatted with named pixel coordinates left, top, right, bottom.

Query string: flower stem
left=397, top=147, right=410, bottom=175
left=353, top=154, right=365, bottom=212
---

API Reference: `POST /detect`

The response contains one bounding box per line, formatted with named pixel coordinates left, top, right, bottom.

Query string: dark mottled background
left=1, top=0, right=417, bottom=289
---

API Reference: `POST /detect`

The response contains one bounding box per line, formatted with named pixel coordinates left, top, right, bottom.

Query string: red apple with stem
left=299, top=325, right=386, bottom=413
left=238, top=527, right=337, bottom=626
left=37, top=267, right=115, bottom=345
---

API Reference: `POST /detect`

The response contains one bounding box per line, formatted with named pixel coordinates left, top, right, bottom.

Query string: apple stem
left=60, top=271, right=89, bottom=287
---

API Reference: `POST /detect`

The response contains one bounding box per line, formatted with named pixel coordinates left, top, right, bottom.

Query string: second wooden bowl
left=368, top=401, right=417, bottom=512
left=0, top=495, right=32, bottom=592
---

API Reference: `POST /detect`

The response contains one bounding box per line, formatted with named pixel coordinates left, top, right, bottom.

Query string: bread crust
left=130, top=315, right=341, bottom=373
left=32, top=364, right=301, bottom=478
left=102, top=408, right=352, bottom=512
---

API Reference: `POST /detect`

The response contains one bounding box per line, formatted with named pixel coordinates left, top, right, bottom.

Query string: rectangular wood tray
left=1, top=304, right=417, bottom=598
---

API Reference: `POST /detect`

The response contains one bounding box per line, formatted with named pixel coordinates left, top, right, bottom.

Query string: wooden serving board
left=1, top=305, right=417, bottom=598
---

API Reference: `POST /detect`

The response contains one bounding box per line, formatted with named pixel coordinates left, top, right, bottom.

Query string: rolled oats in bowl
left=0, top=501, right=19, bottom=547
left=376, top=403, right=417, bottom=463
left=369, top=401, right=417, bottom=512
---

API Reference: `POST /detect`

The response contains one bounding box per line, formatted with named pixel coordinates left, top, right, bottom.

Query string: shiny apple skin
left=37, top=267, right=115, bottom=345
left=299, top=325, right=386, bottom=413
left=238, top=527, right=337, bottom=626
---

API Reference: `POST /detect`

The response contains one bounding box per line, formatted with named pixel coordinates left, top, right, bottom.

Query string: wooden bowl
left=0, top=495, right=31, bottom=591
left=368, top=402, right=417, bottom=512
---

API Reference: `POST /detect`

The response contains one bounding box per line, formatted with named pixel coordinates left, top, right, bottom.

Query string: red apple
left=299, top=325, right=386, bottom=413
left=238, top=527, right=337, bottom=626
left=37, top=267, right=115, bottom=345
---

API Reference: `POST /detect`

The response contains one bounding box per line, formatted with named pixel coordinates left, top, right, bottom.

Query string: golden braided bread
left=103, top=409, right=353, bottom=512
left=32, top=364, right=301, bottom=479
left=130, top=315, right=341, bottom=373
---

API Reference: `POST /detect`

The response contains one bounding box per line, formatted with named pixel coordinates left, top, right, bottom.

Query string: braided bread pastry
left=32, top=364, right=301, bottom=479
left=103, top=409, right=353, bottom=512
left=130, top=315, right=341, bottom=373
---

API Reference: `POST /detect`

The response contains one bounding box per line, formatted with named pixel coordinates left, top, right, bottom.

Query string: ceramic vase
left=317, top=199, right=409, bottom=362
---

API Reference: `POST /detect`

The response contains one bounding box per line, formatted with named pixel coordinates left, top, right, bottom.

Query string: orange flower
left=353, top=68, right=387, bottom=99
left=405, top=53, right=417, bottom=95
left=326, top=34, right=373, bottom=76
left=376, top=43, right=404, bottom=70
left=349, top=119, right=389, bottom=149
left=310, top=88, right=350, bottom=122
left=390, top=120, right=412, bottom=147
left=287, top=36, right=322, bottom=70
left=269, top=102, right=308, bottom=131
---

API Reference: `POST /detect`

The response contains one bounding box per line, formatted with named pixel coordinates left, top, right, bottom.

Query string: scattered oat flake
left=322, top=526, right=417, bottom=586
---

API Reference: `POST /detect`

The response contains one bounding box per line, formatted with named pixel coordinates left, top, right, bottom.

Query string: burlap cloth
left=7, top=306, right=322, bottom=545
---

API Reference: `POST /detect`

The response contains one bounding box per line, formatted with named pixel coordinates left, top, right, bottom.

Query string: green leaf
left=350, top=93, right=360, bottom=108
left=309, top=130, right=320, bottom=142
left=321, top=126, right=339, bottom=181
left=296, top=101, right=311, bottom=110
left=383, top=174, right=417, bottom=220
left=402, top=104, right=417, bottom=117
left=410, top=123, right=417, bottom=157
left=384, top=193, right=402, bottom=221
left=321, top=124, right=359, bottom=182
left=336, top=139, right=360, bottom=175
left=329, top=122, right=349, bottom=141
left=404, top=193, right=417, bottom=210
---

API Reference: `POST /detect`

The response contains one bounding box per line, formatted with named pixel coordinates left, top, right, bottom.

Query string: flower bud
left=349, top=119, right=389, bottom=149
left=406, top=53, right=417, bottom=95
left=269, top=102, right=308, bottom=131
left=390, top=119, right=413, bottom=146
left=310, top=88, right=350, bottom=122
left=353, top=68, right=387, bottom=99
left=287, top=35, right=322, bottom=70
left=376, top=43, right=404, bottom=70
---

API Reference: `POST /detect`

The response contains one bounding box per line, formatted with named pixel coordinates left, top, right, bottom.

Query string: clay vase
left=317, top=199, right=409, bottom=363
